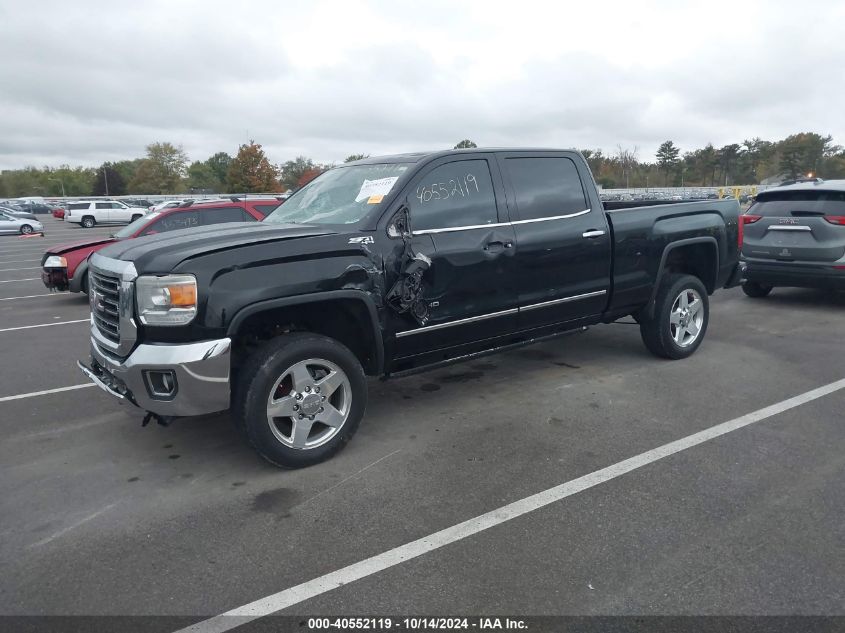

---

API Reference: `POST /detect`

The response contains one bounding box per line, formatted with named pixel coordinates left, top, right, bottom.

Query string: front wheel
left=20, top=224, right=33, bottom=235
left=741, top=281, right=773, bottom=298
left=639, top=274, right=709, bottom=360
left=81, top=216, right=96, bottom=228
left=234, top=333, right=367, bottom=468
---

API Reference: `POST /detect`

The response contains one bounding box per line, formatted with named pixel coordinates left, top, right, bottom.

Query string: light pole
left=103, top=168, right=110, bottom=196
left=48, top=177, right=66, bottom=197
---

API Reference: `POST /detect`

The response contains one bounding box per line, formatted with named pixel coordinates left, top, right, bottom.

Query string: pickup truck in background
left=78, top=149, right=743, bottom=468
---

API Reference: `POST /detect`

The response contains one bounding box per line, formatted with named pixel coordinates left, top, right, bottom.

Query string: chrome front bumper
left=80, top=328, right=232, bottom=417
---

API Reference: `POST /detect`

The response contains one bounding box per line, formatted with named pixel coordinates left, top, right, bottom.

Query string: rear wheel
left=741, top=281, right=773, bottom=298
left=81, top=216, right=95, bottom=228
left=234, top=333, right=367, bottom=468
left=19, top=224, right=33, bottom=235
left=640, top=274, right=709, bottom=360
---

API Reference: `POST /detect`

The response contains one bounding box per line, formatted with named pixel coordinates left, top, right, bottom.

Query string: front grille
left=90, top=270, right=121, bottom=343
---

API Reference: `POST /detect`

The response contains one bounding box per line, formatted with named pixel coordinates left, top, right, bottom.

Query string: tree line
left=0, top=141, right=370, bottom=199
left=584, top=132, right=845, bottom=189
left=1, top=134, right=841, bottom=198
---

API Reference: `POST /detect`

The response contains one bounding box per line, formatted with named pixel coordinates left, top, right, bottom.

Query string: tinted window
left=505, top=157, right=588, bottom=220
left=141, top=210, right=200, bottom=235
left=201, top=206, right=252, bottom=225
left=95, top=202, right=111, bottom=209
left=409, top=159, right=497, bottom=231
left=68, top=203, right=90, bottom=210
left=750, top=190, right=845, bottom=217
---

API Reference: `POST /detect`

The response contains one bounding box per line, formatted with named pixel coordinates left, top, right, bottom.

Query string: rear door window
left=68, top=203, right=90, bottom=210
left=200, top=206, right=254, bottom=225
left=409, top=159, right=498, bottom=231
left=504, top=157, right=588, bottom=221
left=94, top=202, right=111, bottom=210
left=141, top=210, right=200, bottom=235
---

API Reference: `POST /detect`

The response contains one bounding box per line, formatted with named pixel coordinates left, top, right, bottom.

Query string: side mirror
left=387, top=203, right=411, bottom=239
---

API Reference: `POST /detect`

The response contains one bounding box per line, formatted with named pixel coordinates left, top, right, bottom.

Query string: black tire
left=81, top=216, right=95, bottom=228
left=80, top=272, right=89, bottom=295
left=234, top=332, right=367, bottom=468
left=741, top=281, right=773, bottom=298
left=639, top=273, right=709, bottom=360
left=20, top=224, right=33, bottom=235
left=131, top=214, right=142, bottom=222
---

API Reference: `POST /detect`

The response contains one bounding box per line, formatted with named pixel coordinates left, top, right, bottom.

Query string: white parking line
left=0, top=384, right=95, bottom=403
left=177, top=377, right=845, bottom=633
left=0, top=319, right=88, bottom=333
left=0, top=259, right=40, bottom=264
left=0, top=278, right=39, bottom=283
left=0, top=266, right=41, bottom=272
left=0, top=293, right=69, bottom=301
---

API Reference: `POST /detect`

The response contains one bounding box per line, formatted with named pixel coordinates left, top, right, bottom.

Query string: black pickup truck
left=79, top=149, right=743, bottom=467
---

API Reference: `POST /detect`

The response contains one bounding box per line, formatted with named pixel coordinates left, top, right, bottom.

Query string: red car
left=52, top=208, right=66, bottom=219
left=41, top=198, right=280, bottom=293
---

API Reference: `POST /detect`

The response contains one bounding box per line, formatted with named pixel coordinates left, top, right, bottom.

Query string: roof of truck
left=347, top=148, right=580, bottom=165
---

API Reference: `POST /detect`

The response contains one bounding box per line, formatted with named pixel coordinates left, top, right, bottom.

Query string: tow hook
left=142, top=411, right=176, bottom=427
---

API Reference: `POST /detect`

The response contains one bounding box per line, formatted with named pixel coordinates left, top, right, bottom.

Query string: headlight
left=43, top=255, right=67, bottom=268
left=136, top=274, right=197, bottom=326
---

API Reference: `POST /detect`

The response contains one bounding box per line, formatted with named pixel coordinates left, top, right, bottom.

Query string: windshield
left=263, top=163, right=409, bottom=225
left=113, top=211, right=159, bottom=238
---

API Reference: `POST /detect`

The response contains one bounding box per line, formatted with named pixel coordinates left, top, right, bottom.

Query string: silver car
left=0, top=205, right=38, bottom=220
left=0, top=211, right=44, bottom=235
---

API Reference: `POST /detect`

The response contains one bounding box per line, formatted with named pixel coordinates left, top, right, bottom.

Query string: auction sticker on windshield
left=355, top=177, right=399, bottom=202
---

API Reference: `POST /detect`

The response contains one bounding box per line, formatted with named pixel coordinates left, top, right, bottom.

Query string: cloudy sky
left=1, top=0, right=844, bottom=170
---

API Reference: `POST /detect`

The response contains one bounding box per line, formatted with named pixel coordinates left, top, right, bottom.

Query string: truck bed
left=602, top=199, right=741, bottom=315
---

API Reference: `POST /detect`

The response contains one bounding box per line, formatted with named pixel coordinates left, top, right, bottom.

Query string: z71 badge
left=348, top=236, right=374, bottom=244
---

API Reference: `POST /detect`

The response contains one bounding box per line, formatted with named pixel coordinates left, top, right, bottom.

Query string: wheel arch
left=68, top=258, right=89, bottom=293
left=227, top=290, right=385, bottom=375
left=643, top=237, right=718, bottom=319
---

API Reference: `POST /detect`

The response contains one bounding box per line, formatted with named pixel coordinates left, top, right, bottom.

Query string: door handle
left=483, top=240, right=513, bottom=251
left=582, top=230, right=606, bottom=238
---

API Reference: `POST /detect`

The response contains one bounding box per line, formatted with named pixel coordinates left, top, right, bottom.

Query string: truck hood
left=96, top=222, right=339, bottom=273
left=46, top=236, right=117, bottom=255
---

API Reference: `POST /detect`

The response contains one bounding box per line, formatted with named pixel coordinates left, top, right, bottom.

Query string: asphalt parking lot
left=0, top=217, right=843, bottom=625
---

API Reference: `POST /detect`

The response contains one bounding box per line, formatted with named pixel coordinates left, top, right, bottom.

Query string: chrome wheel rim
left=266, top=357, right=351, bottom=450
left=669, top=288, right=704, bottom=347
left=21, top=225, right=32, bottom=234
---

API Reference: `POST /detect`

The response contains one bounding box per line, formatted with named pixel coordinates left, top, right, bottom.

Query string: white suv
left=65, top=200, right=149, bottom=228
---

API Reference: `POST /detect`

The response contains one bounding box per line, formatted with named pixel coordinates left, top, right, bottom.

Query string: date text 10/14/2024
left=307, top=618, right=528, bottom=630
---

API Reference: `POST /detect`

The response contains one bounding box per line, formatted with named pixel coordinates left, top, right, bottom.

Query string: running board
left=386, top=326, right=589, bottom=379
